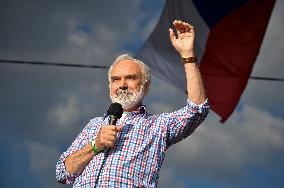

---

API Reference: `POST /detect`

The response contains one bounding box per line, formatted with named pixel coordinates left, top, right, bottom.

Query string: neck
left=123, top=102, right=142, bottom=112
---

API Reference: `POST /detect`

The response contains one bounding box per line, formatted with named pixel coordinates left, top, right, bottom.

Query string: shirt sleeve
left=55, top=118, right=99, bottom=184
left=160, top=98, right=210, bottom=150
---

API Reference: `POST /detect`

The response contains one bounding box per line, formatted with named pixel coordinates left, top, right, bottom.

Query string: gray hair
left=108, top=54, right=151, bottom=85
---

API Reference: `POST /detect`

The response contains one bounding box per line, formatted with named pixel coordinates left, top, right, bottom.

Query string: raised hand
left=169, top=20, right=195, bottom=58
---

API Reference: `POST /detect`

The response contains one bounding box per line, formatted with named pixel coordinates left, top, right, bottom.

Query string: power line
left=250, top=76, right=284, bottom=81
left=1, top=59, right=284, bottom=81
left=0, top=59, right=109, bottom=69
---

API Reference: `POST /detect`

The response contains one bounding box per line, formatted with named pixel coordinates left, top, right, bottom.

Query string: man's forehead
left=111, top=60, right=142, bottom=76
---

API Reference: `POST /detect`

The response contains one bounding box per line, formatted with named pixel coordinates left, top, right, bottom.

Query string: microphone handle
left=108, top=115, right=118, bottom=125
left=104, top=115, right=119, bottom=155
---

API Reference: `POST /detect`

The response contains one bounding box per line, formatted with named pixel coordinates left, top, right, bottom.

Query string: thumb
left=169, top=28, right=176, bottom=42
left=116, top=125, right=124, bottom=132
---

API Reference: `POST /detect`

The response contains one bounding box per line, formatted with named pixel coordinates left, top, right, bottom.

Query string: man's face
left=109, top=60, right=144, bottom=110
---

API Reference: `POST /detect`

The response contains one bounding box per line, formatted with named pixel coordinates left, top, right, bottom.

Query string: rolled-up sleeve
left=56, top=152, right=78, bottom=184
left=55, top=119, right=96, bottom=184
left=162, top=98, right=210, bottom=149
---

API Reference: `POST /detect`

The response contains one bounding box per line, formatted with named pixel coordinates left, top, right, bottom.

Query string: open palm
left=169, top=20, right=195, bottom=57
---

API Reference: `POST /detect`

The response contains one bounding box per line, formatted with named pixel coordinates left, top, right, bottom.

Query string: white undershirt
left=118, top=112, right=128, bottom=124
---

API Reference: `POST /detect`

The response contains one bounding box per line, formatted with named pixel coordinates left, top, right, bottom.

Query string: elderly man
left=56, top=20, right=209, bottom=187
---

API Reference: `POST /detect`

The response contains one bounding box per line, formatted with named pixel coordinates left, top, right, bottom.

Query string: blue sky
left=0, top=0, right=284, bottom=188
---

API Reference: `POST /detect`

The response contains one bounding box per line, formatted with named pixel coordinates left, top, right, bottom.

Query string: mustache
left=116, top=88, right=133, bottom=95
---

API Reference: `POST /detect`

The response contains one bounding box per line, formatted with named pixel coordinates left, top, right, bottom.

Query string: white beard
left=110, top=86, right=144, bottom=110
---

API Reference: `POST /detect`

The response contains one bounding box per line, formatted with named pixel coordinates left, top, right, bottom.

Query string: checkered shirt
left=56, top=99, right=209, bottom=187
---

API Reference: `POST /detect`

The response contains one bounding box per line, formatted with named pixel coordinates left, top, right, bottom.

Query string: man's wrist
left=180, top=51, right=195, bottom=58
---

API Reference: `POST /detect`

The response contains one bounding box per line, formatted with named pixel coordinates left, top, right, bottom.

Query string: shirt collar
left=130, top=104, right=147, bottom=115
left=103, top=104, right=147, bottom=120
left=123, top=104, right=147, bottom=115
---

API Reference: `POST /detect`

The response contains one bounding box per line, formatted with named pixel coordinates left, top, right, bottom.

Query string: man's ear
left=143, top=81, right=151, bottom=96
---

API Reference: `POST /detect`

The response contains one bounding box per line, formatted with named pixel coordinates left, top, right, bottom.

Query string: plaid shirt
left=56, top=99, right=209, bottom=187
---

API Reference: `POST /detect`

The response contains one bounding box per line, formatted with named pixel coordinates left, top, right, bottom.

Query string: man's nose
left=119, top=79, right=128, bottom=90
left=119, top=85, right=128, bottom=90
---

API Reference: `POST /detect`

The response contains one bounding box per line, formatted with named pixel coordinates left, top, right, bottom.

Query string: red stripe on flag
left=200, top=0, right=276, bottom=122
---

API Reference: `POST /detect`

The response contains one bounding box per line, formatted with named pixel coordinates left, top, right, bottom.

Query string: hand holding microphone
left=95, top=125, right=123, bottom=151
left=95, top=103, right=123, bottom=153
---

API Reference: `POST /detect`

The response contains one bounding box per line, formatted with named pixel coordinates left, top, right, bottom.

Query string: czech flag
left=135, top=0, right=276, bottom=122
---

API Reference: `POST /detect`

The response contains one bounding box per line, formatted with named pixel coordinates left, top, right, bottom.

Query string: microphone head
left=107, top=102, right=123, bottom=119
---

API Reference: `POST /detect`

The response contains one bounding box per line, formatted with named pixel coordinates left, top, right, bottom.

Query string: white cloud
left=25, top=142, right=58, bottom=174
left=163, top=105, right=284, bottom=180
left=68, top=31, right=90, bottom=47
left=159, top=168, right=186, bottom=188
left=24, top=141, right=62, bottom=188
left=48, top=94, right=81, bottom=127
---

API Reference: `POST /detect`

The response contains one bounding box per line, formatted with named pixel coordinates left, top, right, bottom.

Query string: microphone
left=107, top=102, right=123, bottom=125
left=105, top=102, right=123, bottom=155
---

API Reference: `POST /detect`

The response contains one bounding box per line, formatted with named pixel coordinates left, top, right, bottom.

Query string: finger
left=175, top=26, right=186, bottom=36
left=174, top=20, right=186, bottom=30
left=188, top=25, right=194, bottom=31
left=174, top=21, right=193, bottom=33
left=103, top=125, right=117, bottom=132
left=173, top=20, right=178, bottom=25
left=105, top=130, right=117, bottom=137
left=169, top=28, right=176, bottom=41
left=102, top=140, right=115, bottom=148
left=183, top=22, right=190, bottom=27
left=183, top=22, right=192, bottom=29
left=105, top=134, right=116, bottom=142
left=101, top=134, right=116, bottom=145
left=179, top=33, right=188, bottom=38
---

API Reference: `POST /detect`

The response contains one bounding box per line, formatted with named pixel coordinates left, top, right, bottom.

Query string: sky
left=0, top=0, right=284, bottom=188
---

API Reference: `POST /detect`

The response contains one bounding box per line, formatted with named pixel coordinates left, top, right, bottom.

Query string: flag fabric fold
left=135, top=0, right=276, bottom=122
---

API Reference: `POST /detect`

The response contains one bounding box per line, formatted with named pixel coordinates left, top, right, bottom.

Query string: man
left=56, top=20, right=209, bottom=187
